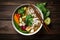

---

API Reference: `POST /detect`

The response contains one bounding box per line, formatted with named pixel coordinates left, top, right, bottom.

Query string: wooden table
left=0, top=0, right=60, bottom=40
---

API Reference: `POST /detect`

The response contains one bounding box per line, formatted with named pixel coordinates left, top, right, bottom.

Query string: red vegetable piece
left=21, top=26, right=26, bottom=30
left=16, top=14, right=20, bottom=18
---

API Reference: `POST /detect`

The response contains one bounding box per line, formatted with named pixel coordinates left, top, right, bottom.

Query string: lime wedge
left=44, top=17, right=51, bottom=25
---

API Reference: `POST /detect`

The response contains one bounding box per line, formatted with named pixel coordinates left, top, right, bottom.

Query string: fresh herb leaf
left=25, top=15, right=33, bottom=26
left=45, top=10, right=50, bottom=18
left=36, top=3, right=50, bottom=19
left=18, top=7, right=25, bottom=15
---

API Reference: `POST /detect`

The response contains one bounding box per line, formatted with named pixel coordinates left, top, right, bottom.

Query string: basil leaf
left=18, top=7, right=25, bottom=15
left=36, top=3, right=50, bottom=19
left=25, top=15, right=33, bottom=26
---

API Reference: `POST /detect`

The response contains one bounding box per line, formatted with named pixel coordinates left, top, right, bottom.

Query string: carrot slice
left=14, top=14, right=20, bottom=24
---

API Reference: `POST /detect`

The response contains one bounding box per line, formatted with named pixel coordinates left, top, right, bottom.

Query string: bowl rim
left=12, top=3, right=44, bottom=36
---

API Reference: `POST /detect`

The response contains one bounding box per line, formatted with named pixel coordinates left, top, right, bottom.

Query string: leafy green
left=36, top=2, right=50, bottom=19
left=25, top=15, right=33, bottom=26
left=18, top=7, right=25, bottom=15
left=45, top=10, right=50, bottom=18
left=14, top=20, right=29, bottom=34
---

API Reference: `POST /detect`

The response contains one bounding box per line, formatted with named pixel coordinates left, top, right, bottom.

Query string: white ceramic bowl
left=12, top=4, right=44, bottom=36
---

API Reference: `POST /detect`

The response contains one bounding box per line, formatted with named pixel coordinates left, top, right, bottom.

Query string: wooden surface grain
left=0, top=0, right=60, bottom=39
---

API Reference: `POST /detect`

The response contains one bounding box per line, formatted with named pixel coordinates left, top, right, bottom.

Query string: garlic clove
left=19, top=18, right=22, bottom=23
left=30, top=29, right=34, bottom=33
left=19, top=23, right=23, bottom=26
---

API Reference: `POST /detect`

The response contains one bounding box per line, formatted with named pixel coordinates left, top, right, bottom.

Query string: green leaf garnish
left=25, top=14, right=33, bottom=26
left=18, top=7, right=25, bottom=15
left=36, top=2, right=50, bottom=19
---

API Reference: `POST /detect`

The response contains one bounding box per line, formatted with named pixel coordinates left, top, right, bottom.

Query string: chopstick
left=30, top=4, right=53, bottom=33
left=43, top=21, right=51, bottom=32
